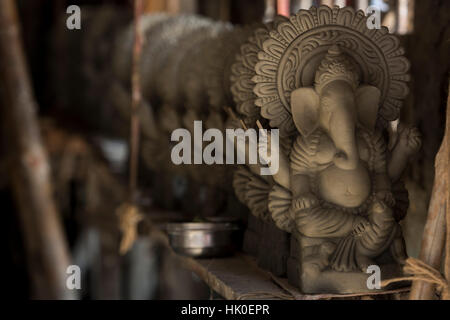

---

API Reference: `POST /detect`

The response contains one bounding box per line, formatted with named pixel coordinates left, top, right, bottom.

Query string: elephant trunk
left=320, top=81, right=359, bottom=170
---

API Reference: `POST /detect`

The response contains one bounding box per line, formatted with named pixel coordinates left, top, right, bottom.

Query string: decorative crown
left=245, top=5, right=410, bottom=137
left=314, top=45, right=360, bottom=94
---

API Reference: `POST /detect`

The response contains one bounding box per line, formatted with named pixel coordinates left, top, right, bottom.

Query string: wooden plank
left=178, top=254, right=292, bottom=300
left=178, top=253, right=410, bottom=300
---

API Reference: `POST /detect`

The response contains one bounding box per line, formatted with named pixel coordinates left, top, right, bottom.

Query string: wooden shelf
left=177, top=253, right=410, bottom=300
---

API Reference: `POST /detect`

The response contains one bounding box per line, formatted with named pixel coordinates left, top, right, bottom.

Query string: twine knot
left=381, top=257, right=449, bottom=300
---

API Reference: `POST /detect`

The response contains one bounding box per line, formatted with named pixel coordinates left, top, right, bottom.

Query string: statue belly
left=317, top=162, right=371, bottom=208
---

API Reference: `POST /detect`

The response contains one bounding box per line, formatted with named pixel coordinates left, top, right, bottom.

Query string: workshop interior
left=0, top=0, right=449, bottom=300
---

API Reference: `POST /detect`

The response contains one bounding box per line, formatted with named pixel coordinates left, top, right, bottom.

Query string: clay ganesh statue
left=231, top=6, right=421, bottom=293
left=267, top=45, right=420, bottom=292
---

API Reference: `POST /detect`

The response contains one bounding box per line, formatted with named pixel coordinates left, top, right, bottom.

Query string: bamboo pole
left=409, top=84, right=450, bottom=300
left=0, top=0, right=74, bottom=299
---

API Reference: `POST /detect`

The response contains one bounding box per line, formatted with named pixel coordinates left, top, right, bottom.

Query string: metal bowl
left=166, top=222, right=241, bottom=258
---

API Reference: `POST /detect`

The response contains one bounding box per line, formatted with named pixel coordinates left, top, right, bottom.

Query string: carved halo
left=252, top=5, right=410, bottom=137
left=233, top=166, right=272, bottom=221
left=230, top=16, right=288, bottom=128
left=204, top=26, right=256, bottom=113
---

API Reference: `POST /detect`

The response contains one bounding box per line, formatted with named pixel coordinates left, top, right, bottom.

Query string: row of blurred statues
left=51, top=5, right=420, bottom=294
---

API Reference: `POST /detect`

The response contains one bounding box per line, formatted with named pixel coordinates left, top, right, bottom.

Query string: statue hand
left=352, top=220, right=370, bottom=236
left=368, top=199, right=395, bottom=226
left=376, top=190, right=395, bottom=207
left=388, top=124, right=422, bottom=182
left=397, top=124, right=422, bottom=156
left=291, top=193, right=319, bottom=211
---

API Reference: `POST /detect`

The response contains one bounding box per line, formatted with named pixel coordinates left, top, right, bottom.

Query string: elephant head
left=291, top=45, right=381, bottom=170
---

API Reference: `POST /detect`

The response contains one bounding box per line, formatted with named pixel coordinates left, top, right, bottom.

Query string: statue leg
left=296, top=233, right=378, bottom=294
left=352, top=201, right=398, bottom=271
left=389, top=227, right=408, bottom=265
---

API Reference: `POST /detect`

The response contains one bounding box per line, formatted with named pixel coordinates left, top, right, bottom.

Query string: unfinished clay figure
left=232, top=5, right=421, bottom=293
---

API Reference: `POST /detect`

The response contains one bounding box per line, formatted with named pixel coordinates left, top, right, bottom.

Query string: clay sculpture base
left=243, top=215, right=290, bottom=277
left=242, top=214, right=260, bottom=256
left=244, top=215, right=409, bottom=294
left=287, top=231, right=408, bottom=294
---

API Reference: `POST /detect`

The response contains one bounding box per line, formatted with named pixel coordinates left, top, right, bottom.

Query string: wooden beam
left=129, top=0, right=144, bottom=202
left=409, top=84, right=450, bottom=300
left=0, top=0, right=74, bottom=299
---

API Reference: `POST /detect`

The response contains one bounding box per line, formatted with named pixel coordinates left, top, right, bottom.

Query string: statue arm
left=388, top=149, right=409, bottom=182
left=245, top=155, right=290, bottom=189
left=256, top=130, right=291, bottom=189
left=367, top=131, right=396, bottom=205
left=387, top=124, right=421, bottom=182
left=287, top=135, right=323, bottom=208
left=272, top=152, right=291, bottom=189
left=290, top=173, right=311, bottom=196
left=292, top=205, right=366, bottom=238
left=232, top=130, right=290, bottom=188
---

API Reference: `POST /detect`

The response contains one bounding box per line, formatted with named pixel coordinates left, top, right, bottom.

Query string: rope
left=117, top=203, right=143, bottom=255
left=381, top=257, right=449, bottom=300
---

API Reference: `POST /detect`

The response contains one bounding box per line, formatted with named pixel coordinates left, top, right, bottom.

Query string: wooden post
left=409, top=84, right=450, bottom=300
left=321, top=0, right=334, bottom=8
left=144, top=0, right=166, bottom=13
left=356, top=0, right=369, bottom=11
left=219, top=0, right=231, bottom=22
left=0, top=0, right=74, bottom=299
left=129, top=0, right=144, bottom=203
left=298, top=0, right=313, bottom=10
left=334, top=0, right=348, bottom=8
left=277, top=0, right=291, bottom=17
left=264, top=0, right=276, bottom=23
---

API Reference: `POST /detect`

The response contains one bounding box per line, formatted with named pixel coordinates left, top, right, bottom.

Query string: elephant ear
left=291, top=87, right=320, bottom=137
left=355, top=85, right=381, bottom=132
